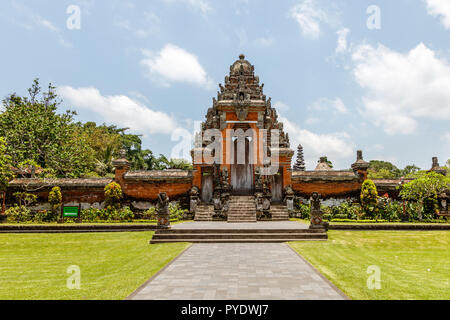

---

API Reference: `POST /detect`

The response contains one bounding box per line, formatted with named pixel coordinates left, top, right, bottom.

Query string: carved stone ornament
left=156, top=192, right=170, bottom=229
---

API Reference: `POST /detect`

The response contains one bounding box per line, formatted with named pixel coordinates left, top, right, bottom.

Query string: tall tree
left=367, top=160, right=402, bottom=179
left=293, top=144, right=306, bottom=171
left=0, top=79, right=95, bottom=177
left=0, top=137, right=14, bottom=191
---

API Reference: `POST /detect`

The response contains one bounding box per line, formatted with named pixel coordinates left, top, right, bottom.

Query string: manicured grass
left=289, top=231, right=450, bottom=300
left=0, top=232, right=189, bottom=300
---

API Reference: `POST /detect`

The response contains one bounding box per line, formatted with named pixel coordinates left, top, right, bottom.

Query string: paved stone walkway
left=129, top=243, right=346, bottom=300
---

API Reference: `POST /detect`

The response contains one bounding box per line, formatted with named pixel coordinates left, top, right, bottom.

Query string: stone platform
left=150, top=221, right=327, bottom=243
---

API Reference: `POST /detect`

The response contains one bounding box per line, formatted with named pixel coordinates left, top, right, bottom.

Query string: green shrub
left=331, top=219, right=392, bottom=223
left=118, top=206, right=134, bottom=221
left=361, top=179, right=378, bottom=218
left=104, top=182, right=123, bottom=209
left=142, top=207, right=157, bottom=220
left=48, top=187, right=62, bottom=206
left=33, top=209, right=59, bottom=223
left=81, top=207, right=103, bottom=222
left=13, top=192, right=37, bottom=208
left=423, top=197, right=438, bottom=219
left=405, top=202, right=422, bottom=221
left=298, top=203, right=310, bottom=219
left=169, top=203, right=186, bottom=221
left=323, top=214, right=332, bottom=221
left=6, top=206, right=31, bottom=223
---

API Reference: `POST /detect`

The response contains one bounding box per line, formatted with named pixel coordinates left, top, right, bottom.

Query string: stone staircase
left=227, top=196, right=257, bottom=223
left=194, top=204, right=214, bottom=221
left=150, top=228, right=327, bottom=244
left=271, top=204, right=290, bottom=221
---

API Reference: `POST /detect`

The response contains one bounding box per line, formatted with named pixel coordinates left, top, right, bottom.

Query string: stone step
left=157, top=229, right=325, bottom=234
left=151, top=238, right=327, bottom=244
left=150, top=228, right=328, bottom=243
left=152, top=233, right=327, bottom=240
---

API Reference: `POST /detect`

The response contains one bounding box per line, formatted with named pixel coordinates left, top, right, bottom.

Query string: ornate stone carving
left=284, top=185, right=295, bottom=213
left=309, top=192, right=327, bottom=230
left=255, top=192, right=271, bottom=220
left=188, top=186, right=200, bottom=219
left=255, top=167, right=263, bottom=192
left=212, top=190, right=229, bottom=220
left=156, top=192, right=170, bottom=229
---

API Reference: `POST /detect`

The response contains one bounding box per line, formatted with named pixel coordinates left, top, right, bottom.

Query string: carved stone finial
left=357, top=150, right=363, bottom=161
left=239, top=54, right=245, bottom=60
left=432, top=157, right=439, bottom=168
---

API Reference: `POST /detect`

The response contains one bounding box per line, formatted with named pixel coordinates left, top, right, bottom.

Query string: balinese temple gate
left=191, top=54, right=295, bottom=222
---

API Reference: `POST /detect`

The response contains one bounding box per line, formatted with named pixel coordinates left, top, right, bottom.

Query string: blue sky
left=0, top=0, right=449, bottom=170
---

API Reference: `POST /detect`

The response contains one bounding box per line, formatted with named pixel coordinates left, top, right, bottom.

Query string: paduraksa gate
left=191, top=54, right=295, bottom=222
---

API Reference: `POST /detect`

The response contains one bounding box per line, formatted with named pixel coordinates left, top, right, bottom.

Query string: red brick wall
left=121, top=181, right=193, bottom=201
left=291, top=180, right=362, bottom=198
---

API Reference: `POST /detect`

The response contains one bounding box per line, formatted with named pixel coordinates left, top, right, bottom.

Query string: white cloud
left=352, top=43, right=450, bottom=135
left=310, top=97, right=348, bottom=114
left=12, top=2, right=72, bottom=47
left=289, top=0, right=325, bottom=38
left=289, top=0, right=341, bottom=39
left=58, top=86, right=177, bottom=135
left=141, top=44, right=214, bottom=89
left=336, top=28, right=349, bottom=53
left=280, top=115, right=354, bottom=169
left=425, top=0, right=450, bottom=29
left=163, top=0, right=212, bottom=14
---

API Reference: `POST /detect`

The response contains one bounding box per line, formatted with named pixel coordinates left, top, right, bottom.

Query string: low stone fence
left=328, top=224, right=450, bottom=230
left=0, top=224, right=161, bottom=234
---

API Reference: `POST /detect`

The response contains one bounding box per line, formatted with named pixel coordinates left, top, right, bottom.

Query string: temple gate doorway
left=201, top=167, right=213, bottom=203
left=231, top=136, right=254, bottom=196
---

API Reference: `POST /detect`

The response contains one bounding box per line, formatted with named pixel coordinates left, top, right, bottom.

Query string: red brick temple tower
left=191, top=54, right=294, bottom=221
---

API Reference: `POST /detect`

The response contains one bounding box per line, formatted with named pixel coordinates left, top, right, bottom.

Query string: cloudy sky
left=0, top=0, right=449, bottom=170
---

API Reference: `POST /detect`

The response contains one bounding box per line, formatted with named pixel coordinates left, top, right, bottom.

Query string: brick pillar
left=112, top=151, right=130, bottom=191
left=351, top=150, right=370, bottom=182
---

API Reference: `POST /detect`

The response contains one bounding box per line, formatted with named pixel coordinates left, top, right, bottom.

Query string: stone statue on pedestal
left=188, top=186, right=200, bottom=219
left=156, top=192, right=171, bottom=229
left=284, top=185, right=295, bottom=214
left=309, top=192, right=327, bottom=230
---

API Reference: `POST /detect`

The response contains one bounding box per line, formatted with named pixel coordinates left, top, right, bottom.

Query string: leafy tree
left=79, top=122, right=123, bottom=175
left=120, top=133, right=155, bottom=170
left=402, top=165, right=421, bottom=177
left=0, top=137, right=14, bottom=191
left=399, top=171, right=450, bottom=220
left=367, top=160, right=402, bottom=179
left=0, top=79, right=95, bottom=177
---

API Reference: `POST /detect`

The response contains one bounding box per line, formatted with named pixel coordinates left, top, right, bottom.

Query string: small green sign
left=63, top=206, right=79, bottom=218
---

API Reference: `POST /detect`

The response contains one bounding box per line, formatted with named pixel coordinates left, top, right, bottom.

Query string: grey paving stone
left=129, top=243, right=346, bottom=300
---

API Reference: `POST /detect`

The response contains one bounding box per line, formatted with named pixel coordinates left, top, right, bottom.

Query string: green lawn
left=0, top=232, right=189, bottom=300
left=290, top=231, right=450, bottom=300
